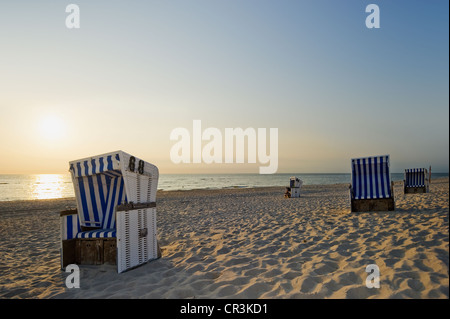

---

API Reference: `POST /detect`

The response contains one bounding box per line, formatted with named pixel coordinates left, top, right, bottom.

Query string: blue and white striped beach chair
left=404, top=168, right=429, bottom=194
left=349, top=155, right=395, bottom=212
left=60, top=150, right=159, bottom=273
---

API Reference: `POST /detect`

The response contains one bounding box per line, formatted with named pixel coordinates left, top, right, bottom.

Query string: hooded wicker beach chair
left=403, top=168, right=429, bottom=194
left=284, top=176, right=303, bottom=198
left=60, top=150, right=159, bottom=273
left=349, top=155, right=395, bottom=212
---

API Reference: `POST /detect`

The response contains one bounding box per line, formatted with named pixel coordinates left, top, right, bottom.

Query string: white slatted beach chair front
left=289, top=176, right=302, bottom=198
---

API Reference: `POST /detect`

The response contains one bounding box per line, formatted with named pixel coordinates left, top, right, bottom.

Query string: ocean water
left=0, top=173, right=447, bottom=202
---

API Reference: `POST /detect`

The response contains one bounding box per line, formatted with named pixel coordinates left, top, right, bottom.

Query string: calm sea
left=0, top=173, right=448, bottom=202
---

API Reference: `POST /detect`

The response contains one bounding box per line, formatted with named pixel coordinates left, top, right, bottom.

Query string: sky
left=0, top=0, right=448, bottom=174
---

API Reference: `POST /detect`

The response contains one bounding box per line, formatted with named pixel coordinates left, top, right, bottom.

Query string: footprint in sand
left=407, top=278, right=425, bottom=291
left=236, top=282, right=272, bottom=298
left=389, top=249, right=406, bottom=258
left=345, top=286, right=378, bottom=299
left=313, top=262, right=339, bottom=276
left=204, top=271, right=222, bottom=280
left=295, top=276, right=322, bottom=293
left=337, top=272, right=361, bottom=286
left=216, top=284, right=238, bottom=297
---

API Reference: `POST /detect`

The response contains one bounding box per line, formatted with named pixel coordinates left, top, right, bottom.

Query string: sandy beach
left=0, top=178, right=448, bottom=299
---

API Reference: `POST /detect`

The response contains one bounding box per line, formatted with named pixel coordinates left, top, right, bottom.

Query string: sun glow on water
left=31, top=174, right=67, bottom=200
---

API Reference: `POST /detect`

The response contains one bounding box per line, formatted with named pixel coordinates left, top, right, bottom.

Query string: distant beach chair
left=60, top=150, right=160, bottom=273
left=349, top=155, right=395, bottom=212
left=403, top=168, right=429, bottom=194
left=285, top=176, right=303, bottom=198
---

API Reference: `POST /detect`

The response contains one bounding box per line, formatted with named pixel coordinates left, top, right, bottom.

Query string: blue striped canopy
left=69, top=151, right=128, bottom=228
left=61, top=213, right=81, bottom=240
left=70, top=153, right=121, bottom=178
left=351, top=155, right=392, bottom=200
left=405, top=168, right=427, bottom=187
left=76, top=229, right=117, bottom=239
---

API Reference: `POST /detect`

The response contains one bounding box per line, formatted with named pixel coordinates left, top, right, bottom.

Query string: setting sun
left=38, top=115, right=66, bottom=140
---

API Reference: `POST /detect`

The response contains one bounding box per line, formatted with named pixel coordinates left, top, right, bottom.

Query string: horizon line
left=0, top=172, right=448, bottom=175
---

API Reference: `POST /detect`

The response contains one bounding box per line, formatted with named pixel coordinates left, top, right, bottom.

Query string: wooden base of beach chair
left=404, top=187, right=427, bottom=194
left=103, top=240, right=117, bottom=264
left=351, top=198, right=395, bottom=212
left=61, top=239, right=77, bottom=268
left=75, top=238, right=117, bottom=265
left=61, top=238, right=117, bottom=267
left=62, top=238, right=162, bottom=268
